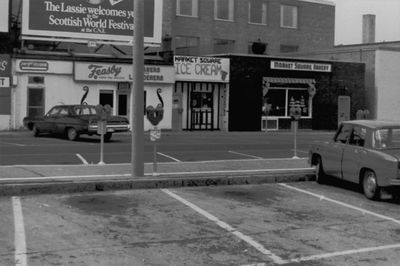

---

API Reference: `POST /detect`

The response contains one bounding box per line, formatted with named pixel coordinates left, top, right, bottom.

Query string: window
left=249, top=0, right=267, bottom=24
left=213, top=39, right=235, bottom=54
left=264, top=88, right=311, bottom=118
left=288, top=90, right=309, bottom=117
left=175, top=36, right=200, bottom=55
left=335, top=124, right=352, bottom=144
left=265, top=89, right=286, bottom=116
left=280, top=44, right=299, bottom=53
left=176, top=0, right=198, bottom=17
left=281, top=5, right=298, bottom=28
left=214, top=0, right=234, bottom=21
left=349, top=126, right=366, bottom=147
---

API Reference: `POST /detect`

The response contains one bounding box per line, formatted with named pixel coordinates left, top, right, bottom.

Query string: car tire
left=362, top=170, right=381, bottom=200
left=315, top=156, right=326, bottom=184
left=33, top=125, right=40, bottom=137
left=66, top=128, right=79, bottom=141
left=104, top=132, right=112, bottom=142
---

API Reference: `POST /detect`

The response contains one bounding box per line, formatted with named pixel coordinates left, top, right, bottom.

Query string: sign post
left=289, top=103, right=302, bottom=159
left=95, top=104, right=111, bottom=165
left=150, top=127, right=161, bottom=175
left=131, top=0, right=145, bottom=177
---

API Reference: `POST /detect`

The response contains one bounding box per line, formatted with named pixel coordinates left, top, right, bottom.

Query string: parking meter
left=289, top=106, right=302, bottom=121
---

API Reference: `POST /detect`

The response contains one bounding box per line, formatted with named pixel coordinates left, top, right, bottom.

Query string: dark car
left=309, top=120, right=400, bottom=200
left=23, top=105, right=130, bottom=141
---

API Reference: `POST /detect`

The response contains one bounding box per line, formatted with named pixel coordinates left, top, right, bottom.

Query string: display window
left=264, top=88, right=311, bottom=118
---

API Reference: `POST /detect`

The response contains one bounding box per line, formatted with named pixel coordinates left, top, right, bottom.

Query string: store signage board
left=0, top=54, right=11, bottom=88
left=271, top=60, right=331, bottom=72
left=21, top=0, right=163, bottom=45
left=0, top=1, right=9, bottom=32
left=174, top=56, right=230, bottom=83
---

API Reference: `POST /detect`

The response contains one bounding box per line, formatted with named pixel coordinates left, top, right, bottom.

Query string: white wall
left=375, top=50, right=400, bottom=121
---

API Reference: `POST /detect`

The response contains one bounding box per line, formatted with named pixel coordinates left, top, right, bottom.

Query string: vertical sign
left=0, top=54, right=11, bottom=115
left=0, top=0, right=9, bottom=32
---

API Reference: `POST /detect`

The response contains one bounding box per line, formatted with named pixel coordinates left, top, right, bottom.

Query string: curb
left=0, top=170, right=314, bottom=196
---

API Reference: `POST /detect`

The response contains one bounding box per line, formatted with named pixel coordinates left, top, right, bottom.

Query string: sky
left=331, top=0, right=400, bottom=45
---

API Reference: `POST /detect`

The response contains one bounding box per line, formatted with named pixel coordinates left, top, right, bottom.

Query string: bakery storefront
left=173, top=56, right=230, bottom=131
left=227, top=55, right=365, bottom=131
left=12, top=58, right=175, bottom=131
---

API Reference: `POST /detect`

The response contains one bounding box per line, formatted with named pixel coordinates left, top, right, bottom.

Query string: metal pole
left=292, top=120, right=299, bottom=159
left=153, top=142, right=158, bottom=176
left=131, top=0, right=144, bottom=177
left=99, top=129, right=105, bottom=165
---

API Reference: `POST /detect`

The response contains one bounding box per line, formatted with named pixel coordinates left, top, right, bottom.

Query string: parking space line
left=280, top=183, right=400, bottom=225
left=75, top=154, right=89, bottom=165
left=157, top=152, right=181, bottom=162
left=228, top=151, right=263, bottom=159
left=161, top=189, right=287, bottom=265
left=290, top=243, right=400, bottom=263
left=0, top=141, right=26, bottom=147
left=12, top=196, right=27, bottom=266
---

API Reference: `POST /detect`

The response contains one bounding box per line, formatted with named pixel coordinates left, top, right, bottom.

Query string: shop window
left=213, top=39, right=235, bottom=54
left=280, top=5, right=298, bottom=29
left=214, top=0, right=234, bottom=21
left=288, top=90, right=309, bottom=117
left=265, top=89, right=286, bottom=116
left=99, top=90, right=114, bottom=113
left=175, top=36, right=199, bottom=55
left=249, top=0, right=267, bottom=25
left=27, top=88, right=45, bottom=117
left=176, top=0, right=198, bottom=17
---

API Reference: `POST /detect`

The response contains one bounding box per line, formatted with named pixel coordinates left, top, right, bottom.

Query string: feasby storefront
left=12, top=57, right=175, bottom=131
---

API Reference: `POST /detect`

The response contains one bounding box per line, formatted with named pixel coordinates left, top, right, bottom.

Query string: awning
left=262, top=77, right=316, bottom=96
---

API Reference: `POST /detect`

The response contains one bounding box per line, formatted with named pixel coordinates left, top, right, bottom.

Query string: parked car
left=23, top=105, right=130, bottom=141
left=309, top=120, right=400, bottom=200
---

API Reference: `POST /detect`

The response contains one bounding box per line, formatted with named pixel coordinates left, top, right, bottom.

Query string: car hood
left=382, top=149, right=400, bottom=160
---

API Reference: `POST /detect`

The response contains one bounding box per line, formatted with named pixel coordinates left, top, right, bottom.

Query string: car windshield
left=374, top=128, right=400, bottom=149
left=74, top=106, right=98, bottom=115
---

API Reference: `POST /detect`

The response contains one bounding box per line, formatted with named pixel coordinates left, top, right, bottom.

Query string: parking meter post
left=153, top=141, right=158, bottom=176
left=292, top=120, right=299, bottom=159
left=98, top=120, right=106, bottom=165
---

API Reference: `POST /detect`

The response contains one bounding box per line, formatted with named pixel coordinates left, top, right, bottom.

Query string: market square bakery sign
left=22, top=0, right=162, bottom=44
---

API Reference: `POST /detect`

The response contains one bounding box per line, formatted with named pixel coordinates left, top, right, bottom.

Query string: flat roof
left=300, top=0, right=335, bottom=6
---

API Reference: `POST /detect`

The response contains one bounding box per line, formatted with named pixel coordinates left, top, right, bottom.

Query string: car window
left=59, top=108, right=69, bottom=116
left=374, top=128, right=400, bottom=149
left=47, top=107, right=60, bottom=116
left=349, top=126, right=366, bottom=147
left=334, top=124, right=352, bottom=144
left=74, top=106, right=96, bottom=115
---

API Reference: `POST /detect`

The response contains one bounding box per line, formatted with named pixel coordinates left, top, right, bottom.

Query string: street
left=0, top=131, right=332, bottom=165
left=2, top=182, right=400, bottom=266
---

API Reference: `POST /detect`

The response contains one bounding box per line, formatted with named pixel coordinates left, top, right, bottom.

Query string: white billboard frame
left=21, top=0, right=163, bottom=46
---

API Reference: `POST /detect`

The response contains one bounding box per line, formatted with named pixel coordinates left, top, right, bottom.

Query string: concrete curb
left=0, top=170, right=314, bottom=196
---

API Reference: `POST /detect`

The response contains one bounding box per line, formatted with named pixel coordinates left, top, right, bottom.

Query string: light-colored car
left=309, top=120, right=400, bottom=200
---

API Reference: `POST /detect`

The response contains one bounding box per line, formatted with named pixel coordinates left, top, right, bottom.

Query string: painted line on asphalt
left=0, top=168, right=314, bottom=182
left=12, top=196, right=27, bottom=266
left=157, top=152, right=181, bottom=162
left=290, top=149, right=308, bottom=154
left=75, top=154, right=89, bottom=165
left=280, top=183, right=400, bottom=225
left=0, top=141, right=26, bottom=147
left=161, top=189, right=287, bottom=265
left=289, top=243, right=400, bottom=263
left=228, top=151, right=263, bottom=159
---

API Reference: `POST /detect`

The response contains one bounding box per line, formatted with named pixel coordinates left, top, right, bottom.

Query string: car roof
left=341, top=119, right=400, bottom=129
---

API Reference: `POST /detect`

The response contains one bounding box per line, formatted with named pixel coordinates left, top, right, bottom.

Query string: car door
left=323, top=124, right=352, bottom=178
left=342, top=126, right=367, bottom=183
left=40, top=107, right=60, bottom=132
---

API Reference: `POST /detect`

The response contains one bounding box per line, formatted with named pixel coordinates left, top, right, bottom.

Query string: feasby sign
left=0, top=54, right=11, bottom=88
left=22, top=0, right=162, bottom=44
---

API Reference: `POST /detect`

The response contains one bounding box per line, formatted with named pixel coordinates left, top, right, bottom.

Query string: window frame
left=214, top=0, right=235, bottom=22
left=176, top=0, right=199, bottom=17
left=248, top=0, right=268, bottom=25
left=280, top=4, right=298, bottom=29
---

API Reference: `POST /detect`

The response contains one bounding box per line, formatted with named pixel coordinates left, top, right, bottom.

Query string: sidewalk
left=0, top=158, right=315, bottom=196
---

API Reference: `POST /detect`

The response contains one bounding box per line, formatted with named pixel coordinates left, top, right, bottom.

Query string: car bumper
left=88, top=124, right=130, bottom=133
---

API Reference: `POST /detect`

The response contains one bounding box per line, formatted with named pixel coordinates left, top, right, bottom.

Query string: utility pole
left=131, top=0, right=144, bottom=177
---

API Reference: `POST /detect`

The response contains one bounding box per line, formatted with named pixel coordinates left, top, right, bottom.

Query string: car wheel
left=362, top=170, right=380, bottom=200
left=104, top=132, right=112, bottom=142
left=67, top=128, right=79, bottom=141
left=33, top=125, right=40, bottom=137
left=315, top=156, right=326, bottom=184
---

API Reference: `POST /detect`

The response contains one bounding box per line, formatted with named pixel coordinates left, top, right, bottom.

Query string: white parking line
left=0, top=141, right=26, bottom=147
left=228, top=151, right=263, bottom=159
left=157, top=152, right=181, bottom=162
left=75, top=154, right=89, bottom=165
left=162, top=189, right=287, bottom=265
left=280, top=183, right=400, bottom=226
left=12, top=197, right=27, bottom=266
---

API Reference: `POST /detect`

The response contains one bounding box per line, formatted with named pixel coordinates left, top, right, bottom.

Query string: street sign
left=150, top=127, right=161, bottom=141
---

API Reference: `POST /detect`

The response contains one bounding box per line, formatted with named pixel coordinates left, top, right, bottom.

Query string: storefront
left=226, top=55, right=365, bottom=131
left=173, top=56, right=230, bottom=131
left=11, top=57, right=175, bottom=131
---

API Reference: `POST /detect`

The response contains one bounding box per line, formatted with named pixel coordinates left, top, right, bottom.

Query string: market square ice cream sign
left=21, top=0, right=162, bottom=44
left=0, top=54, right=11, bottom=88
left=174, top=56, right=230, bottom=83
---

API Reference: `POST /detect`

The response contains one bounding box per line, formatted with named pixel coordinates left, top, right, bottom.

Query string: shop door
left=190, top=89, right=214, bottom=130
left=118, top=94, right=128, bottom=116
left=27, top=88, right=45, bottom=117
left=99, top=90, right=114, bottom=110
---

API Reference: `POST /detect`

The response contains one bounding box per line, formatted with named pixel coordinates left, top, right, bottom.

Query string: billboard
left=0, top=1, right=9, bottom=32
left=22, top=0, right=162, bottom=45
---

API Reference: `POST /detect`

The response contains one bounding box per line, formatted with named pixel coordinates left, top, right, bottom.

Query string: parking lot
left=2, top=181, right=400, bottom=266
